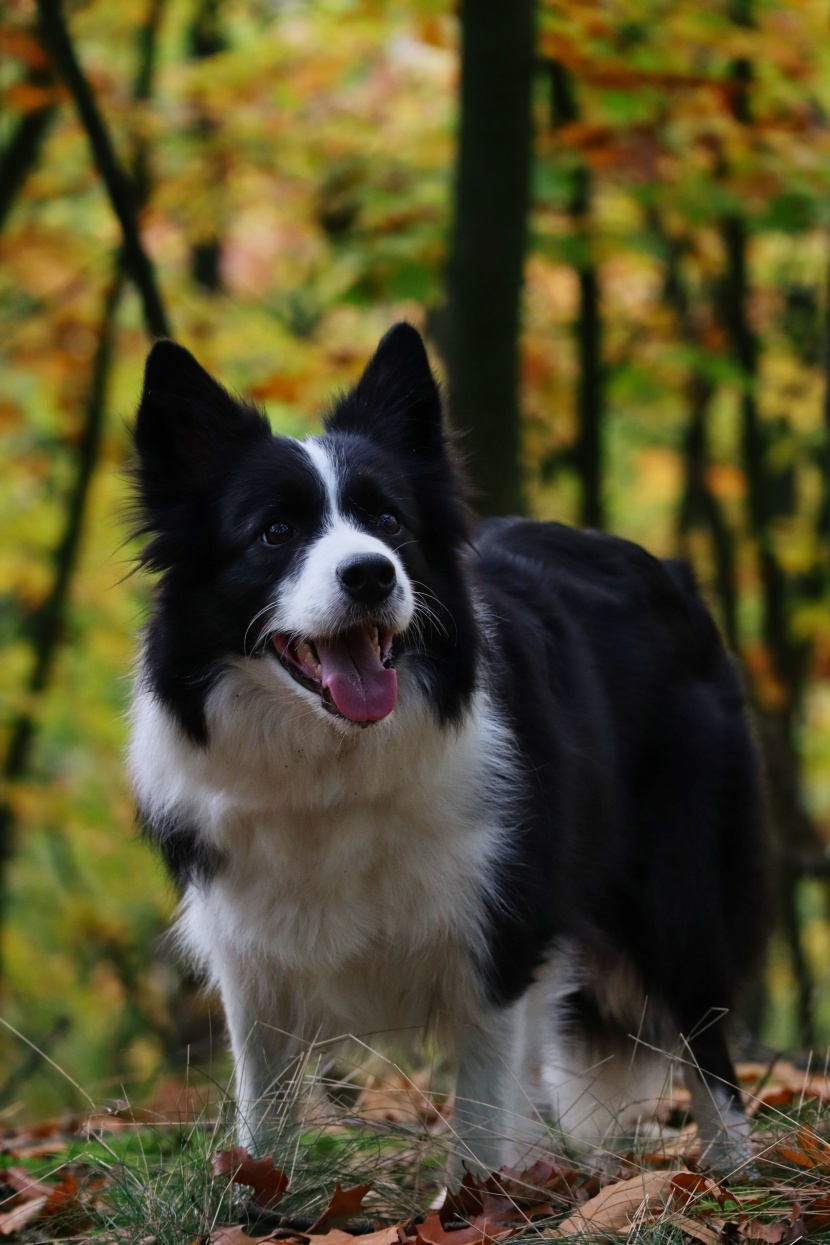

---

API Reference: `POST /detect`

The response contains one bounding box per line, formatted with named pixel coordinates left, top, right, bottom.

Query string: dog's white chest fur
left=130, top=659, right=517, bottom=1041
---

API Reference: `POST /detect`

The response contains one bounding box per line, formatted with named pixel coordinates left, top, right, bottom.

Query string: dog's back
left=129, top=326, right=767, bottom=1176
left=471, top=516, right=766, bottom=1006
left=464, top=517, right=767, bottom=1166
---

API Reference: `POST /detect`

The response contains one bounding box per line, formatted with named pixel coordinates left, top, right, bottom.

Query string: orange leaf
left=774, top=1127, right=830, bottom=1170
left=753, top=1087, right=796, bottom=1110
left=802, top=1194, right=830, bottom=1233
left=211, top=1147, right=289, bottom=1209
left=308, top=1183, right=373, bottom=1233
left=1, top=28, right=49, bottom=70
left=797, top=1127, right=830, bottom=1166
left=416, top=1213, right=515, bottom=1245
left=5, top=81, right=58, bottom=112
left=669, top=1172, right=728, bottom=1207
left=248, top=374, right=303, bottom=403
left=773, top=1145, right=817, bottom=1170
left=416, top=1220, right=472, bottom=1245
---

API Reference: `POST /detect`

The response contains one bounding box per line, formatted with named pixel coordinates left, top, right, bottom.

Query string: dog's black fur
left=130, top=323, right=768, bottom=1170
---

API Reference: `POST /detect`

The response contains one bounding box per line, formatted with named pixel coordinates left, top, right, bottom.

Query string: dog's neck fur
left=130, top=642, right=519, bottom=1037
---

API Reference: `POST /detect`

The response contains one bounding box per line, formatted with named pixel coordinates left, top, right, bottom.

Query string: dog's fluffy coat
left=130, top=323, right=767, bottom=1173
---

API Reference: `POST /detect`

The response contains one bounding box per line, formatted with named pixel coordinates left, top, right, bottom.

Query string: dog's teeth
left=297, top=640, right=316, bottom=668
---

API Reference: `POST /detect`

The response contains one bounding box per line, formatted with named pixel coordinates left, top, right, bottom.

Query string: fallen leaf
left=670, top=1213, right=724, bottom=1245
left=207, top=1228, right=283, bottom=1245
left=739, top=1219, right=790, bottom=1243
left=796, top=1127, right=830, bottom=1166
left=323, top=1229, right=401, bottom=1245
left=639, top=1125, right=701, bottom=1164
left=308, top=1184, right=373, bottom=1234
left=442, top=1171, right=485, bottom=1220
left=290, top=1231, right=403, bottom=1245
left=551, top=1170, right=676, bottom=1236
left=670, top=1172, right=728, bottom=1207
left=443, top=1160, right=580, bottom=1226
left=417, top=1212, right=516, bottom=1245
left=42, top=1173, right=95, bottom=1232
left=773, top=1126, right=830, bottom=1171
left=751, top=1087, right=796, bottom=1112
left=212, top=1148, right=289, bottom=1209
left=802, top=1192, right=830, bottom=1233
left=2, top=1166, right=55, bottom=1201
left=0, top=1196, right=48, bottom=1236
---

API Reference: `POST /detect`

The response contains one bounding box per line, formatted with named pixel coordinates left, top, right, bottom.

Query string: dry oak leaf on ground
left=772, top=1125, right=830, bottom=1171
left=418, top=1162, right=593, bottom=1245
left=212, top=1147, right=290, bottom=1209
left=206, top=1226, right=403, bottom=1245
left=308, top=1181, right=373, bottom=1232
left=441, top=1160, right=590, bottom=1229
left=546, top=1169, right=731, bottom=1237
left=416, top=1211, right=517, bottom=1245
left=738, top=1061, right=830, bottom=1115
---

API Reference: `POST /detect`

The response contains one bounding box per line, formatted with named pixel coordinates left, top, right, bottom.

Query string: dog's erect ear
left=325, top=323, right=444, bottom=456
left=134, top=340, right=270, bottom=505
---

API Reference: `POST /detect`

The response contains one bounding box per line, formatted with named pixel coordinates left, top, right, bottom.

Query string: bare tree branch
left=36, top=0, right=171, bottom=338
left=0, top=101, right=57, bottom=234
left=0, top=0, right=168, bottom=983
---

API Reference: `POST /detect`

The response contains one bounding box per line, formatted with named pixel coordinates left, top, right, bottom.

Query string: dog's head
left=133, top=323, right=477, bottom=741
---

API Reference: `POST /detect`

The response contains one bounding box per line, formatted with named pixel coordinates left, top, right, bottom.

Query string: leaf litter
left=7, top=1058, right=830, bottom=1241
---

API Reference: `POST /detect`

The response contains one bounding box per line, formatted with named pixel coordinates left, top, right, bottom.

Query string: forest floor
left=4, top=1056, right=830, bottom=1244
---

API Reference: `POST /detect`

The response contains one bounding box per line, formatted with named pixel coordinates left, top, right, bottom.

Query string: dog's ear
left=132, top=342, right=270, bottom=568
left=325, top=323, right=444, bottom=456
left=134, top=340, right=270, bottom=503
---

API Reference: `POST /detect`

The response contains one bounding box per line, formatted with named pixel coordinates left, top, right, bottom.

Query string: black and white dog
left=129, top=323, right=767, bottom=1175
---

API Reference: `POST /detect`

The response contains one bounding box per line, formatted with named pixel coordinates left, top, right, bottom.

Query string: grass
left=7, top=1053, right=830, bottom=1244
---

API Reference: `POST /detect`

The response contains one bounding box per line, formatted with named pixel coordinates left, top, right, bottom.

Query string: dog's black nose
left=337, top=554, right=397, bottom=604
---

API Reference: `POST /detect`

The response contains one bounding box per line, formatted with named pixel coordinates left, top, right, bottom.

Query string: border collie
left=129, top=323, right=767, bottom=1175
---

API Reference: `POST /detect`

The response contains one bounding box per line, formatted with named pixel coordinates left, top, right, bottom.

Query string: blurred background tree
left=2, top=0, right=830, bottom=1116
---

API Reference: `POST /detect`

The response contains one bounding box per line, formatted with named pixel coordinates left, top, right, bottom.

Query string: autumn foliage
left=3, top=0, right=830, bottom=1114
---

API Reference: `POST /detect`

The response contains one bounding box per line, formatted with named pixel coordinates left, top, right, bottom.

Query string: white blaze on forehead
left=273, top=435, right=415, bottom=639
left=301, top=437, right=342, bottom=522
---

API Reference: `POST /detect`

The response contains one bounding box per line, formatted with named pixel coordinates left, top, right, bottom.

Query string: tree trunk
left=719, top=15, right=819, bottom=1043
left=187, top=0, right=227, bottom=292
left=446, top=0, right=536, bottom=517
left=550, top=62, right=605, bottom=530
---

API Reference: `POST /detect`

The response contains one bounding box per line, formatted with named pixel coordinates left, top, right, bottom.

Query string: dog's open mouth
left=272, top=624, right=396, bottom=723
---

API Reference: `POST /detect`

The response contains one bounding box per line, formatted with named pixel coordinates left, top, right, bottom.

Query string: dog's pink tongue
left=316, top=629, right=397, bottom=722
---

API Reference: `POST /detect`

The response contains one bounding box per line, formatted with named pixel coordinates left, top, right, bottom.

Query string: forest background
left=2, top=0, right=830, bottom=1119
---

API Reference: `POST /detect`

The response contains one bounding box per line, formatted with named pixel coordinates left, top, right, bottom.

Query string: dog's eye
left=377, top=513, right=401, bottom=535
left=262, top=522, right=293, bottom=546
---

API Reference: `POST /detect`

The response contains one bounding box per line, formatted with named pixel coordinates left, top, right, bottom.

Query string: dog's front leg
left=452, top=1002, right=535, bottom=1180
left=219, top=967, right=303, bottom=1156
